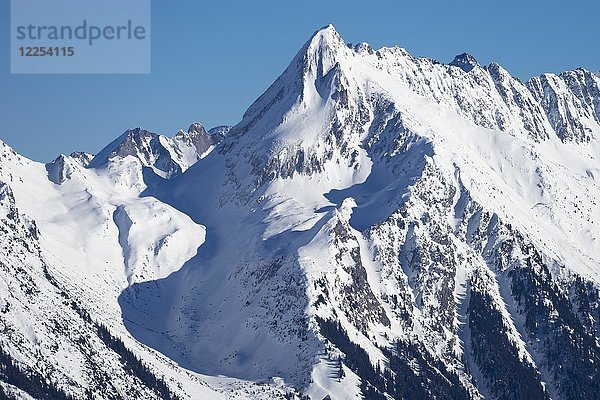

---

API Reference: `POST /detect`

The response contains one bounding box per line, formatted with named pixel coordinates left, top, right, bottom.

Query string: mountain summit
left=449, top=52, right=479, bottom=72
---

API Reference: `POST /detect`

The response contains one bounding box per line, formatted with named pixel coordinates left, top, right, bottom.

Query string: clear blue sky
left=1, top=0, right=599, bottom=162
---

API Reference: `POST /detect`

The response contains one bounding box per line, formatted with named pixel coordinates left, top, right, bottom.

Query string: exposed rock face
left=527, top=68, right=600, bottom=142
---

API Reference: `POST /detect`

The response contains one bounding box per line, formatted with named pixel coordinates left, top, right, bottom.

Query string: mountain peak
left=301, top=24, right=346, bottom=67
left=238, top=24, right=350, bottom=131
left=314, top=24, right=339, bottom=39
left=311, top=24, right=344, bottom=46
left=487, top=61, right=511, bottom=80
left=449, top=52, right=479, bottom=72
left=122, top=127, right=150, bottom=139
left=353, top=42, right=374, bottom=55
left=187, top=122, right=208, bottom=136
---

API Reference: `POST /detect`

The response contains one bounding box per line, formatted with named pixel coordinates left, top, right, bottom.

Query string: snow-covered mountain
left=1, top=25, right=599, bottom=399
left=88, top=123, right=228, bottom=179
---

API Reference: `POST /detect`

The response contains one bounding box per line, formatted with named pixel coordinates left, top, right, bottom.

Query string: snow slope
left=0, top=138, right=289, bottom=399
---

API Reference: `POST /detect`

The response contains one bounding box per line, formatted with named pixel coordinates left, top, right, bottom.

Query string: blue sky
left=1, top=0, right=599, bottom=161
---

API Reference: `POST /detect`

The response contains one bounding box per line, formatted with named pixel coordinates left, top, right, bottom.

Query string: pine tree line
left=42, top=262, right=182, bottom=400
left=68, top=296, right=182, bottom=400
left=468, top=280, right=548, bottom=400
left=316, top=317, right=470, bottom=400
left=0, top=345, right=75, bottom=400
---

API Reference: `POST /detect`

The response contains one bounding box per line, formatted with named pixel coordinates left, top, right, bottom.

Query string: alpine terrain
left=1, top=25, right=599, bottom=399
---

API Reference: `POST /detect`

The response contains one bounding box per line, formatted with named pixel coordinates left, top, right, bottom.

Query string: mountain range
left=1, top=25, right=599, bottom=399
